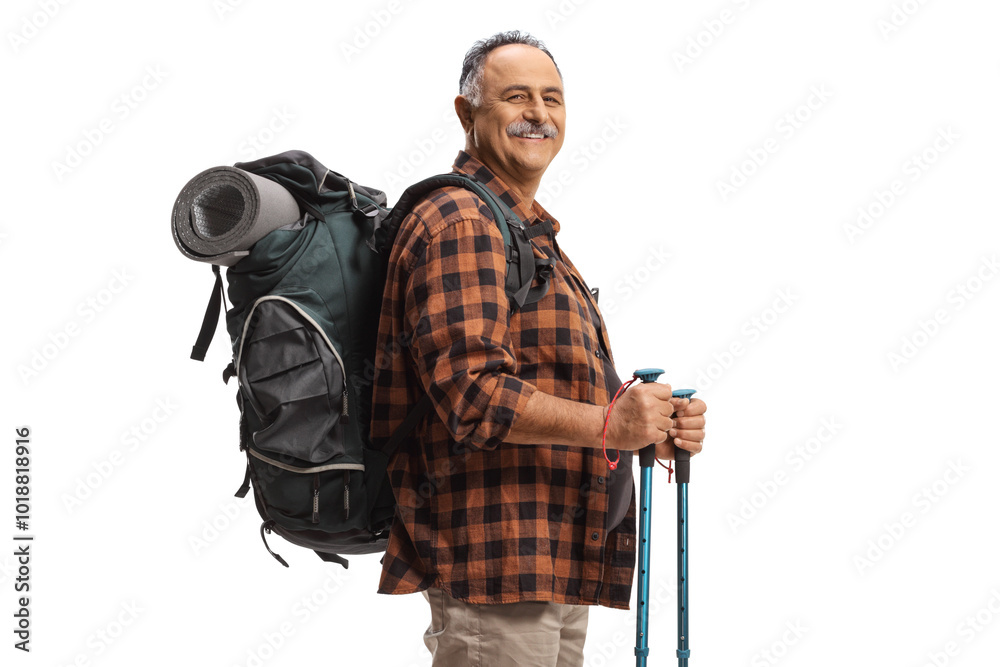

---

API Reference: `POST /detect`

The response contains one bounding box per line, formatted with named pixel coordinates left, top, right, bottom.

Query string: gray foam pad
left=172, top=166, right=301, bottom=266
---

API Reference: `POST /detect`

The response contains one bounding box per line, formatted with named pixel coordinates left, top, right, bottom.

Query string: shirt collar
left=451, top=150, right=561, bottom=235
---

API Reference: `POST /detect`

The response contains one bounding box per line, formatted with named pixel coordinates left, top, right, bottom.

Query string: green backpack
left=188, top=150, right=554, bottom=568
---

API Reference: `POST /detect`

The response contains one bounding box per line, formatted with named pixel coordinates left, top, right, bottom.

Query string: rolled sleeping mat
left=172, top=166, right=302, bottom=266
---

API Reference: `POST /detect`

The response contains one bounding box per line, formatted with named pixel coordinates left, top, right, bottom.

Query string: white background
left=4, top=0, right=999, bottom=665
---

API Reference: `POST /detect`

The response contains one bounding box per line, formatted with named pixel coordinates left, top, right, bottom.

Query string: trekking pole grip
left=671, top=389, right=697, bottom=484
left=633, top=368, right=664, bottom=468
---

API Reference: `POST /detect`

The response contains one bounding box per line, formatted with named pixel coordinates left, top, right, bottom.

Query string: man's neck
left=505, top=178, right=537, bottom=210
left=465, top=148, right=540, bottom=210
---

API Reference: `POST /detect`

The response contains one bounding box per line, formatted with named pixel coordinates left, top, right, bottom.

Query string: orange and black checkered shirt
left=371, top=151, right=636, bottom=608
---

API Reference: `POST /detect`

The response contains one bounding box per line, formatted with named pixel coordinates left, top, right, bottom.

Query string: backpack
left=184, top=150, right=554, bottom=568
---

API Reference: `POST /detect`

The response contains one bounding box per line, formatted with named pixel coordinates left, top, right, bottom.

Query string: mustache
left=506, top=120, right=559, bottom=139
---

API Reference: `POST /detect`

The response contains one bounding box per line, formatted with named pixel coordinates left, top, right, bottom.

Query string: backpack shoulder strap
left=375, top=173, right=554, bottom=310
left=372, top=173, right=517, bottom=251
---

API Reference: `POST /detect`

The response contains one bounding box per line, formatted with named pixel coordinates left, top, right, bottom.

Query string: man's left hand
left=654, top=397, right=706, bottom=460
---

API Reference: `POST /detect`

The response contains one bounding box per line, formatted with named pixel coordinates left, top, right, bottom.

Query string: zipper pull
left=344, top=470, right=350, bottom=520
left=312, top=473, right=320, bottom=524
left=341, top=389, right=350, bottom=424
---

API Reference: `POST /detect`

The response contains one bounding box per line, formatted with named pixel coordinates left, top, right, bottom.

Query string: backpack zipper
left=312, top=473, right=320, bottom=524
left=341, top=389, right=350, bottom=424
left=343, top=470, right=351, bottom=520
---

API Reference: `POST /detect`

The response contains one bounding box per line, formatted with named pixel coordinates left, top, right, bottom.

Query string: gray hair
left=459, top=31, right=562, bottom=108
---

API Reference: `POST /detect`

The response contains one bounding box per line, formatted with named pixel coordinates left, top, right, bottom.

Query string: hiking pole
left=672, top=388, right=697, bottom=666
left=632, top=367, right=664, bottom=667
left=629, top=368, right=697, bottom=667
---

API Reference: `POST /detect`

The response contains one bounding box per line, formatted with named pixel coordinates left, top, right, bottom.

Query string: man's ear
left=454, top=95, right=475, bottom=134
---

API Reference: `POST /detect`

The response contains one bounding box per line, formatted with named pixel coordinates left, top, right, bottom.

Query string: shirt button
left=598, top=476, right=605, bottom=485
left=591, top=532, right=600, bottom=541
left=595, top=349, right=602, bottom=359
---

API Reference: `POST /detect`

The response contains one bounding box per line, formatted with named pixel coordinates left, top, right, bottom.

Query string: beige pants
left=422, top=587, right=590, bottom=667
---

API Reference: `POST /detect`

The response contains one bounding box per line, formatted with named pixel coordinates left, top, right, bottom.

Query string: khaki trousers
left=422, top=587, right=590, bottom=667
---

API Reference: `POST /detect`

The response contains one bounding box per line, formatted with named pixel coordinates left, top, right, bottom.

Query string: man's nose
left=522, top=97, right=548, bottom=125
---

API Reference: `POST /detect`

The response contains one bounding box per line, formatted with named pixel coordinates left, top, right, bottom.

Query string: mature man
left=371, top=31, right=707, bottom=666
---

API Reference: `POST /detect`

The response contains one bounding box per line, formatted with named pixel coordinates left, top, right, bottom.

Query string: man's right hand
left=602, top=382, right=679, bottom=452
left=504, top=381, right=689, bottom=453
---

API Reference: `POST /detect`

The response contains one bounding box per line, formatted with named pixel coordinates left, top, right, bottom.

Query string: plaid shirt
left=371, top=151, right=636, bottom=609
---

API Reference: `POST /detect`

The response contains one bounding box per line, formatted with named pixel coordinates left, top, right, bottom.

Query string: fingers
left=608, top=383, right=704, bottom=452
left=652, top=435, right=704, bottom=460
left=629, top=384, right=676, bottom=437
left=684, top=398, right=707, bottom=416
left=668, top=398, right=706, bottom=451
left=670, top=414, right=705, bottom=432
left=642, top=386, right=677, bottom=420
left=637, top=384, right=700, bottom=419
left=637, top=383, right=705, bottom=417
left=672, top=433, right=704, bottom=455
left=644, top=382, right=673, bottom=399
left=634, top=382, right=673, bottom=408
left=642, top=418, right=673, bottom=447
left=668, top=397, right=706, bottom=420
left=637, top=388, right=704, bottom=460
left=654, top=440, right=675, bottom=460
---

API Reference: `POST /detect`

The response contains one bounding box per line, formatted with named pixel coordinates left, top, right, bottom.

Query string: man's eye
left=508, top=94, right=525, bottom=101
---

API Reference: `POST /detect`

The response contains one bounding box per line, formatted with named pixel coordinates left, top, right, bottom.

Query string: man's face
left=460, top=44, right=566, bottom=191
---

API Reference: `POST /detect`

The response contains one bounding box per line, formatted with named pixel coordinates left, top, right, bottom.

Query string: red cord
left=602, top=377, right=637, bottom=470
left=657, top=456, right=673, bottom=482
left=603, top=376, right=678, bottom=483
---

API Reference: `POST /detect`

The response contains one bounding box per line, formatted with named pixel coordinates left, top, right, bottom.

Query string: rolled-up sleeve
left=403, top=215, right=537, bottom=450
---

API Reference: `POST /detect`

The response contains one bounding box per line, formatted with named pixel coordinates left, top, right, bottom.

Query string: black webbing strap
left=260, top=521, right=289, bottom=568
left=513, top=231, right=535, bottom=307
left=234, top=462, right=251, bottom=498
left=315, top=551, right=350, bottom=568
left=381, top=394, right=434, bottom=458
left=509, top=225, right=555, bottom=309
left=234, top=400, right=252, bottom=498
left=523, top=219, right=554, bottom=239
left=522, top=258, right=554, bottom=305
left=360, top=394, right=435, bottom=546
left=190, top=264, right=225, bottom=361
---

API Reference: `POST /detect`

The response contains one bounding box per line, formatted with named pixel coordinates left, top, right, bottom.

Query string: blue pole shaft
left=635, top=462, right=654, bottom=666
left=677, top=481, right=689, bottom=666
left=630, top=368, right=663, bottom=666
left=672, top=387, right=696, bottom=666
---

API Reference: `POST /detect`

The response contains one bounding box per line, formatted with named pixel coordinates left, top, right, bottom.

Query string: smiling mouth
left=507, top=120, right=558, bottom=141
